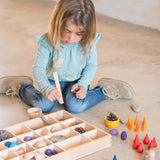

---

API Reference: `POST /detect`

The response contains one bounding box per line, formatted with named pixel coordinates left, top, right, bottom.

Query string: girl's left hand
left=71, top=85, right=86, bottom=99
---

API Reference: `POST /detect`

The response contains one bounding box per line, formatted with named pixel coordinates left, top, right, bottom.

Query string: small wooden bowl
left=27, top=108, right=42, bottom=119
left=104, top=117, right=120, bottom=128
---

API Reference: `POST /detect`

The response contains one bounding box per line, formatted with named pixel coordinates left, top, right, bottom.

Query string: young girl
left=0, top=0, right=135, bottom=113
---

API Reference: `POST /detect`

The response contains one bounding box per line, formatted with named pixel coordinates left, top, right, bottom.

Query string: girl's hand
left=47, top=89, right=61, bottom=103
left=71, top=85, right=86, bottom=99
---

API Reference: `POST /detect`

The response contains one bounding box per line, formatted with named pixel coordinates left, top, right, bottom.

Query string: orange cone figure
left=130, top=119, right=134, bottom=131
left=127, top=115, right=131, bottom=127
left=134, top=114, right=139, bottom=126
left=142, top=117, right=147, bottom=132
left=142, top=114, right=146, bottom=126
left=135, top=121, right=140, bottom=132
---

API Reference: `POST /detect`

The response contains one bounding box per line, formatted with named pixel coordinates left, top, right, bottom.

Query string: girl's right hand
left=47, top=89, right=61, bottom=103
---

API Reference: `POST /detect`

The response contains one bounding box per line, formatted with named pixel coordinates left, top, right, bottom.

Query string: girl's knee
left=65, top=101, right=87, bottom=113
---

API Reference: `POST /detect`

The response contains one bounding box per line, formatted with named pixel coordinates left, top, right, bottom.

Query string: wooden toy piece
left=134, top=114, right=139, bottom=126
left=148, top=140, right=154, bottom=149
left=135, top=121, right=140, bottom=132
left=137, top=142, right=144, bottom=153
left=127, top=115, right=131, bottom=127
left=113, top=155, right=117, bottom=160
left=133, top=134, right=140, bottom=149
left=53, top=72, right=64, bottom=104
left=142, top=114, right=146, bottom=126
left=142, top=117, right=147, bottom=132
left=143, top=133, right=150, bottom=144
left=153, top=137, right=157, bottom=148
left=130, top=119, right=134, bottom=131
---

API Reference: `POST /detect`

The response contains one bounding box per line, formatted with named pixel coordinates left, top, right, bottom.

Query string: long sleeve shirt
left=32, top=33, right=101, bottom=96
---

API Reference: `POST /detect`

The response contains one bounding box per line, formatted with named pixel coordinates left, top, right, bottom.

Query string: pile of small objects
left=45, top=149, right=57, bottom=156
left=75, top=127, right=86, bottom=134
left=0, top=130, right=8, bottom=141
left=106, top=112, right=118, bottom=121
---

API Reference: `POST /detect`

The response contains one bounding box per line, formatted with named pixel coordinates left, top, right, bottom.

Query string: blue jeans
left=19, top=80, right=106, bottom=113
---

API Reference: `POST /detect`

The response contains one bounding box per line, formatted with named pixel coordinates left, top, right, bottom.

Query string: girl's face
left=61, top=20, right=84, bottom=45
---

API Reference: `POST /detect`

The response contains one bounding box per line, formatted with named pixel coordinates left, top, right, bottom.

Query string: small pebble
left=121, top=131, right=127, bottom=140
left=45, top=149, right=53, bottom=156
left=109, top=129, right=118, bottom=136
left=16, top=142, right=22, bottom=145
left=9, top=142, right=17, bottom=148
left=24, top=136, right=34, bottom=141
left=5, top=141, right=11, bottom=148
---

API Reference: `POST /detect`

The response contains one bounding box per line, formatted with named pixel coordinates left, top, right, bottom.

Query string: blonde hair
left=47, top=0, right=96, bottom=53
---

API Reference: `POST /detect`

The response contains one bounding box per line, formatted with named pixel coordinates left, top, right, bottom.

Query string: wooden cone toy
left=143, top=133, right=150, bottom=144
left=153, top=137, right=157, bottom=148
left=127, top=115, right=131, bottom=127
left=134, top=134, right=139, bottom=143
left=130, top=119, right=134, bottom=131
left=142, top=114, right=146, bottom=126
left=135, top=121, right=140, bottom=132
left=134, top=114, right=139, bottom=126
left=142, top=118, right=147, bottom=132
left=113, top=155, right=117, bottom=160
left=148, top=140, right=154, bottom=149
left=137, top=142, right=144, bottom=153
left=133, top=134, right=140, bottom=149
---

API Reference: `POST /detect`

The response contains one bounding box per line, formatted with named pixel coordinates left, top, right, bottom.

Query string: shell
left=49, top=135, right=67, bottom=143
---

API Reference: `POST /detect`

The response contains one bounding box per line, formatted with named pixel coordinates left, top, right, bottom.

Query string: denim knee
left=19, top=83, right=57, bottom=113
left=65, top=98, right=88, bottom=113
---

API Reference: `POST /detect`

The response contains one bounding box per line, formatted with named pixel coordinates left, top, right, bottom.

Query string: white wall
left=92, top=0, right=160, bottom=30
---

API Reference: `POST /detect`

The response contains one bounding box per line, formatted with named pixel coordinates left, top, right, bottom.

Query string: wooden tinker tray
left=0, top=110, right=112, bottom=160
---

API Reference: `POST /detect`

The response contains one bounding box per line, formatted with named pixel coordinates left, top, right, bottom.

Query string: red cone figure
left=148, top=140, right=154, bottom=149
left=137, top=142, right=144, bottom=153
left=153, top=137, right=157, bottom=148
left=134, top=134, right=140, bottom=143
left=133, top=134, right=140, bottom=149
left=143, top=133, right=150, bottom=144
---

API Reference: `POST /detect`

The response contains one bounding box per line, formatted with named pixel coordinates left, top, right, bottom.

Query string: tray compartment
left=0, top=149, right=18, bottom=160
left=10, top=143, right=35, bottom=156
left=45, top=128, right=79, bottom=143
left=23, top=117, right=58, bottom=130
left=35, top=122, right=67, bottom=136
left=0, top=143, right=7, bottom=151
left=18, top=131, right=40, bottom=142
left=28, top=137, right=52, bottom=149
left=83, top=128, right=110, bottom=140
left=71, top=122, right=96, bottom=134
left=0, top=130, right=15, bottom=142
left=3, top=137, right=24, bottom=148
left=5, top=125, right=32, bottom=136
left=61, top=117, right=84, bottom=127
left=38, top=144, right=64, bottom=157
left=48, top=110, right=74, bottom=121
left=57, top=135, right=91, bottom=150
